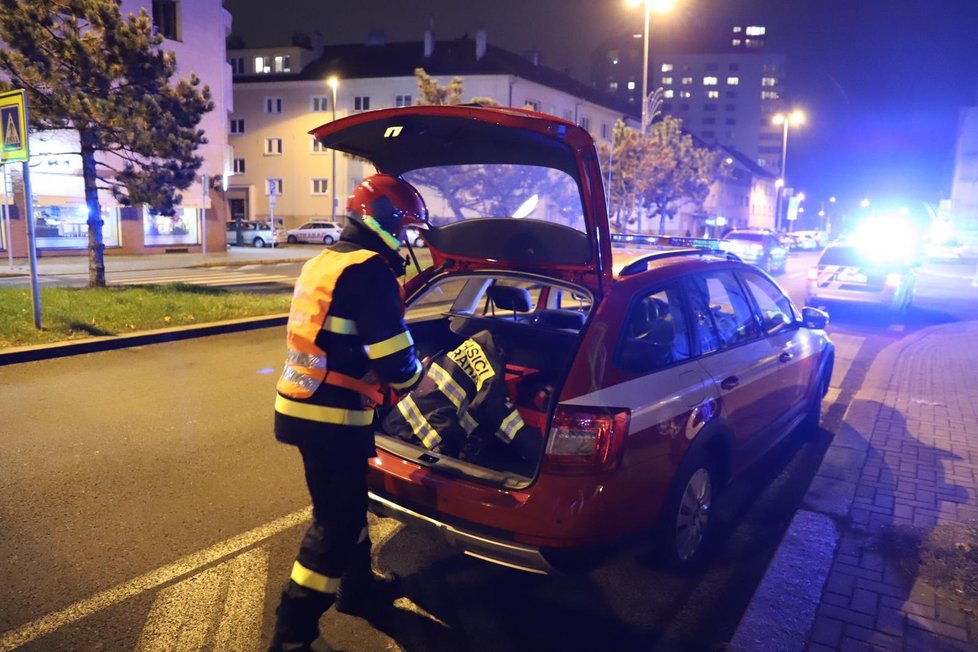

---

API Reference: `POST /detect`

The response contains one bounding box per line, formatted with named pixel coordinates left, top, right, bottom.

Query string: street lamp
left=327, top=76, right=339, bottom=221
left=626, top=0, right=677, bottom=133
left=772, top=109, right=805, bottom=232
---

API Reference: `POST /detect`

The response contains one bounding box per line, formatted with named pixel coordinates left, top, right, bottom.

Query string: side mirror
left=801, top=306, right=829, bottom=330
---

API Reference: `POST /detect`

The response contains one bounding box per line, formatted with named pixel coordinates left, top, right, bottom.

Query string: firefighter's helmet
left=347, top=174, right=427, bottom=248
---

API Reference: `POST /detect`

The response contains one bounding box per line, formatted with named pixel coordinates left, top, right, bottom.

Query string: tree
left=0, top=0, right=213, bottom=287
left=601, top=116, right=720, bottom=234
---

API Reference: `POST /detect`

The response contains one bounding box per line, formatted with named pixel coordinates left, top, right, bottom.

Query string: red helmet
left=346, top=174, right=428, bottom=241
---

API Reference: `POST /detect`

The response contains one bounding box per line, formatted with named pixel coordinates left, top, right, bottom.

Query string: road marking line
left=0, top=508, right=310, bottom=652
left=135, top=546, right=268, bottom=652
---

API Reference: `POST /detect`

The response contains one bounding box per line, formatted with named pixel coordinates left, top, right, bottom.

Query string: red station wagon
left=311, top=106, right=835, bottom=573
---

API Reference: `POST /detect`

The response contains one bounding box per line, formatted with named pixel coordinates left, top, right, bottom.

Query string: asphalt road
left=1, top=252, right=976, bottom=651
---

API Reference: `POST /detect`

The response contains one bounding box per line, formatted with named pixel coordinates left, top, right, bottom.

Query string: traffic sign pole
left=1, top=163, right=11, bottom=269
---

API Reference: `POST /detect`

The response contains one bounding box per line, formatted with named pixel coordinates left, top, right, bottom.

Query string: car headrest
left=533, top=309, right=585, bottom=330
left=487, top=285, right=532, bottom=313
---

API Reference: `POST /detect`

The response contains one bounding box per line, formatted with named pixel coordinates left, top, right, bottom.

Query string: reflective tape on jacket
left=275, top=394, right=374, bottom=427
left=395, top=394, right=442, bottom=449
left=389, top=358, right=423, bottom=391
left=290, top=561, right=341, bottom=594
left=364, top=330, right=414, bottom=360
left=276, top=248, right=379, bottom=400
left=495, top=408, right=526, bottom=443
left=427, top=362, right=479, bottom=434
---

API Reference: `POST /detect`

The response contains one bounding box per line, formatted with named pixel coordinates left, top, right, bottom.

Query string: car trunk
left=375, top=275, right=590, bottom=490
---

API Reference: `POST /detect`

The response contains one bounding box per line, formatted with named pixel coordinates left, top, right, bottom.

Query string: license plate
left=838, top=271, right=867, bottom=283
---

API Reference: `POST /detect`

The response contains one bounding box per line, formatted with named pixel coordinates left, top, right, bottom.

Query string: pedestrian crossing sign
left=0, top=89, right=29, bottom=163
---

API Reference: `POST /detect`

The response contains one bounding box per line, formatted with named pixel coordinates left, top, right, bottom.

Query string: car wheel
left=802, top=364, right=830, bottom=434
left=323, top=235, right=335, bottom=245
left=253, top=237, right=265, bottom=248
left=660, top=452, right=720, bottom=568
left=287, top=235, right=298, bottom=244
left=412, top=237, right=425, bottom=248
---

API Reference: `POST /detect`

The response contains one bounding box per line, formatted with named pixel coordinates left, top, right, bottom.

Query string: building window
left=601, top=123, right=610, bottom=140
left=229, top=118, right=244, bottom=134
left=151, top=1, right=180, bottom=41
left=562, top=109, right=574, bottom=122
left=233, top=158, right=246, bottom=174
left=705, top=63, right=718, bottom=72
left=580, top=116, right=591, bottom=132
left=264, top=138, right=283, bottom=155
left=661, top=103, right=673, bottom=112
left=273, top=55, right=291, bottom=73
left=627, top=81, right=636, bottom=90
left=661, top=63, right=673, bottom=72
left=609, top=81, right=619, bottom=91
left=311, top=179, right=329, bottom=195
left=664, top=89, right=675, bottom=98
left=229, top=57, right=245, bottom=75
left=662, top=77, right=673, bottom=85
left=312, top=96, right=329, bottom=112
left=746, top=26, right=766, bottom=36
left=763, top=63, right=782, bottom=74
left=703, top=76, right=718, bottom=86
left=354, top=96, right=370, bottom=111
left=702, top=131, right=715, bottom=139
left=679, top=103, right=689, bottom=112
left=725, top=104, right=736, bottom=112
left=761, top=90, right=781, bottom=100
left=266, top=179, right=283, bottom=195
left=681, top=77, right=693, bottom=85
left=726, top=90, right=738, bottom=99
left=679, top=90, right=691, bottom=99
left=732, top=39, right=742, bottom=47
left=762, top=77, right=778, bottom=87
left=704, top=104, right=717, bottom=112
left=254, top=56, right=270, bottom=74
left=703, top=117, right=716, bottom=125
left=395, top=94, right=412, bottom=107
left=729, top=63, right=740, bottom=71
left=525, top=99, right=541, bottom=112
left=727, top=77, right=740, bottom=86
left=265, top=97, right=282, bottom=114
left=311, top=138, right=327, bottom=154
left=725, top=118, right=736, bottom=125
left=707, top=90, right=720, bottom=99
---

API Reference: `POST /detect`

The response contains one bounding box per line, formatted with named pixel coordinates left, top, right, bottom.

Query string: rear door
left=683, top=271, right=782, bottom=469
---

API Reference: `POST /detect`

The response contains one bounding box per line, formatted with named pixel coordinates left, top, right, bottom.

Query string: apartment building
left=227, top=31, right=631, bottom=229
left=949, top=102, right=978, bottom=243
left=1, top=0, right=232, bottom=257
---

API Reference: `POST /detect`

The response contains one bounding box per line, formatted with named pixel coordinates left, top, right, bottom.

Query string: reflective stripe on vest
left=395, top=394, right=442, bottom=449
left=389, top=358, right=423, bottom=391
left=277, top=248, right=379, bottom=400
left=495, top=408, right=526, bottom=443
left=427, top=362, right=479, bottom=434
left=291, top=560, right=341, bottom=594
left=275, top=394, right=374, bottom=427
left=364, top=329, right=414, bottom=360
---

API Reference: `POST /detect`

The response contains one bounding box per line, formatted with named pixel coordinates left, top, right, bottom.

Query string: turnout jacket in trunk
left=383, top=330, right=539, bottom=462
left=274, top=219, right=423, bottom=461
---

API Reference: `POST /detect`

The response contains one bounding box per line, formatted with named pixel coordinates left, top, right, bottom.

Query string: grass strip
left=0, top=284, right=291, bottom=349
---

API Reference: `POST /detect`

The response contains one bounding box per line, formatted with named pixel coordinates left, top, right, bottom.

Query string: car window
left=740, top=272, right=797, bottom=334
left=727, top=232, right=763, bottom=242
left=618, top=285, right=691, bottom=372
left=685, top=272, right=760, bottom=351
left=818, top=246, right=863, bottom=266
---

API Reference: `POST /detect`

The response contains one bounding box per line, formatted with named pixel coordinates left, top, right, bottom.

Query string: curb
left=0, top=314, right=288, bottom=366
left=0, top=256, right=312, bottom=278
left=728, top=321, right=949, bottom=650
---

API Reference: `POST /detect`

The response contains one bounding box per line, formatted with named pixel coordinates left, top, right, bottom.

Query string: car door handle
left=779, top=351, right=793, bottom=363
left=720, top=375, right=739, bottom=390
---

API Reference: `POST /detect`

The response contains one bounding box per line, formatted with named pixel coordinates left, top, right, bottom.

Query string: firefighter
left=268, top=174, right=427, bottom=652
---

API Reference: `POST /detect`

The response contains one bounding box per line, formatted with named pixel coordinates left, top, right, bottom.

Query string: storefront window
left=35, top=204, right=120, bottom=249
left=143, top=206, right=200, bottom=246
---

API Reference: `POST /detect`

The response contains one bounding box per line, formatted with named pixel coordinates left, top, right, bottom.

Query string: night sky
left=224, top=0, right=978, bottom=217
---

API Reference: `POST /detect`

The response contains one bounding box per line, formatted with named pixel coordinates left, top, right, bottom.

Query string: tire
left=253, top=237, right=265, bottom=248
left=659, top=452, right=720, bottom=568
left=412, top=237, right=425, bottom=248
left=323, top=235, right=335, bottom=245
left=287, top=235, right=298, bottom=244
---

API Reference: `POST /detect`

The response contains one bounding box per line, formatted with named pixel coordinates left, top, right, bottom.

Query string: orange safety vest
left=276, top=248, right=386, bottom=408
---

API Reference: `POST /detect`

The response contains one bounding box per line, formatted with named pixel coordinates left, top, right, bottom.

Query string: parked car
left=806, top=243, right=916, bottom=314
left=722, top=229, right=788, bottom=273
left=225, top=220, right=286, bottom=248
left=401, top=226, right=427, bottom=248
left=286, top=220, right=342, bottom=245
left=312, top=105, right=835, bottom=572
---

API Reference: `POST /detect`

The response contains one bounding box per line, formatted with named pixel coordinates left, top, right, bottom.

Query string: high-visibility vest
left=276, top=248, right=386, bottom=408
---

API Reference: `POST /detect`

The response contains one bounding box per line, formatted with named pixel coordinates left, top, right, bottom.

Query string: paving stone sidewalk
left=732, top=321, right=978, bottom=651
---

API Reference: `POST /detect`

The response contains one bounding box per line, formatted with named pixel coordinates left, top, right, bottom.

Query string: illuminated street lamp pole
left=772, top=110, right=804, bottom=232
left=328, top=76, right=339, bottom=222
left=627, top=0, right=676, bottom=133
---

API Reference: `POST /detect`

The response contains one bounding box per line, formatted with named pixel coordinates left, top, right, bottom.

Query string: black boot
left=267, top=633, right=336, bottom=652
left=334, top=569, right=401, bottom=617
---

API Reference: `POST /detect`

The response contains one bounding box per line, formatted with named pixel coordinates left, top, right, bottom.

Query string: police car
left=311, top=105, right=834, bottom=572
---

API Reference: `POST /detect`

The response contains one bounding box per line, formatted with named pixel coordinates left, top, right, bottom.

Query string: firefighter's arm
left=356, top=262, right=423, bottom=393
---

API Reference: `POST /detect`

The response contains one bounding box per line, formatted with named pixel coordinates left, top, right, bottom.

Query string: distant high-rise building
left=949, top=101, right=978, bottom=242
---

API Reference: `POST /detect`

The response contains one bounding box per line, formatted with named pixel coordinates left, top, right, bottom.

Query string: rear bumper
left=368, top=491, right=555, bottom=574
left=806, top=286, right=899, bottom=308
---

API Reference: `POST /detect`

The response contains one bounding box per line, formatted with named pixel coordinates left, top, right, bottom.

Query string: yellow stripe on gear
left=324, top=315, right=358, bottom=335
left=496, top=409, right=526, bottom=442
left=291, top=561, right=341, bottom=594
left=390, top=358, right=423, bottom=390
left=396, top=395, right=442, bottom=449
left=364, top=330, right=414, bottom=360
left=275, top=395, right=374, bottom=426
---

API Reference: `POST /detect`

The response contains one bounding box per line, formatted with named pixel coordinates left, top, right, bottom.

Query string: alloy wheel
left=675, top=467, right=712, bottom=561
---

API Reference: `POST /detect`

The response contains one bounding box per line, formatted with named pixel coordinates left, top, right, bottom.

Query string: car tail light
left=543, top=407, right=630, bottom=475
left=884, top=272, right=903, bottom=288
left=807, top=267, right=819, bottom=281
